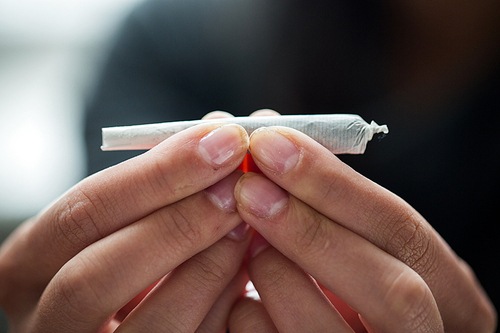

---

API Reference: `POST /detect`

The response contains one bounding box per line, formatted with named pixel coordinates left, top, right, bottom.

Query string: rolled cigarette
left=101, top=114, right=388, bottom=154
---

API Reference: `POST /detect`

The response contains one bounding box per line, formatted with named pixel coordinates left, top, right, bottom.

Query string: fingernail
left=199, top=125, right=248, bottom=167
left=205, top=172, right=242, bottom=212
left=248, top=232, right=271, bottom=258
left=226, top=222, right=250, bottom=241
left=237, top=174, right=289, bottom=218
left=250, top=128, right=300, bottom=173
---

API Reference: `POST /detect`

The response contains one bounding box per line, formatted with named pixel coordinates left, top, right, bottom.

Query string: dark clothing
left=85, top=0, right=500, bottom=313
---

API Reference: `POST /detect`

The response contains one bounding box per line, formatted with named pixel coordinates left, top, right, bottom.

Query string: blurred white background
left=0, top=0, right=144, bottom=227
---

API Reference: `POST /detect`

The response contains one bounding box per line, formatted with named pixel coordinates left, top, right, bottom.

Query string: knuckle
left=53, top=187, right=105, bottom=251
left=55, top=274, right=85, bottom=313
left=315, top=168, right=347, bottom=207
left=293, top=208, right=332, bottom=260
left=50, top=264, right=105, bottom=320
left=385, top=271, right=440, bottom=332
left=255, top=258, right=291, bottom=298
left=189, top=253, right=227, bottom=291
left=144, top=159, right=178, bottom=199
left=157, top=204, right=200, bottom=252
left=383, top=209, right=438, bottom=277
left=143, top=158, right=196, bottom=204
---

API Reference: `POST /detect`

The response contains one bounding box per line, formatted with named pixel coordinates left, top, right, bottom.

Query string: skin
left=1, top=107, right=497, bottom=332
left=228, top=125, right=497, bottom=332
left=0, top=121, right=252, bottom=332
left=0, top=108, right=496, bottom=332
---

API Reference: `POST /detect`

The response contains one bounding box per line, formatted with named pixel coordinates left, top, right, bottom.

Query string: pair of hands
left=0, top=111, right=496, bottom=332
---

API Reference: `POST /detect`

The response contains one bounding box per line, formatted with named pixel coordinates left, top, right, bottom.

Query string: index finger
left=13, top=123, right=249, bottom=289
left=246, top=126, right=496, bottom=332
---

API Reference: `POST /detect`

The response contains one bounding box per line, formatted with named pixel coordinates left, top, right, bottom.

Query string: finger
left=202, top=111, right=234, bottom=119
left=235, top=173, right=443, bottom=332
left=318, top=284, right=368, bottom=333
left=114, top=279, right=160, bottom=322
left=201, top=110, right=266, bottom=174
left=228, top=297, right=278, bottom=333
left=239, top=109, right=281, bottom=173
left=199, top=109, right=273, bottom=174
left=246, top=233, right=355, bottom=333
left=249, top=109, right=280, bottom=117
left=4, top=123, right=249, bottom=295
left=196, top=264, right=249, bottom=333
left=116, top=224, right=251, bottom=332
left=32, top=171, right=245, bottom=333
left=247, top=126, right=496, bottom=332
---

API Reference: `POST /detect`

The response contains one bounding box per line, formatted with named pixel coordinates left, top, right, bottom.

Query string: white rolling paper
left=101, top=114, right=388, bottom=154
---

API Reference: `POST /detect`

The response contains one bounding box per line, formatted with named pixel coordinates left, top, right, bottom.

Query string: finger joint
left=53, top=187, right=106, bottom=252
left=384, top=271, right=442, bottom=332
left=384, top=211, right=438, bottom=278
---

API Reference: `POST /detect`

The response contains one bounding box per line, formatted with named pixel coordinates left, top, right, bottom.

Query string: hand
left=0, top=122, right=251, bottom=332
left=229, top=126, right=497, bottom=332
